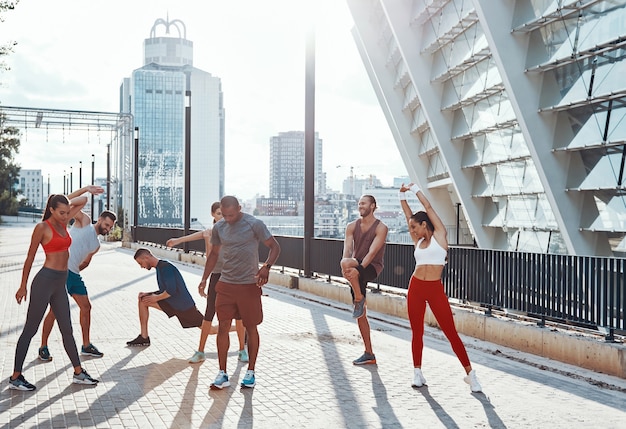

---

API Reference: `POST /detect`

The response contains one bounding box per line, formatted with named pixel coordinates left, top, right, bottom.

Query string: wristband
left=398, top=191, right=407, bottom=201
left=410, top=183, right=420, bottom=194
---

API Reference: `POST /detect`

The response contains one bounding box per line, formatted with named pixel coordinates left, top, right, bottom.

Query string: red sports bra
left=42, top=220, right=72, bottom=254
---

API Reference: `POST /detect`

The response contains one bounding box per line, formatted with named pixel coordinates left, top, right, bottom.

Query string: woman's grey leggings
left=13, top=267, right=80, bottom=372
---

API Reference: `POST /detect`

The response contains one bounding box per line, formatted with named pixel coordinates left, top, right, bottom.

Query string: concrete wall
left=130, top=243, right=626, bottom=379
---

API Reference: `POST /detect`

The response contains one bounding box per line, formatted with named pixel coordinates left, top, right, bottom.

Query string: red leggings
left=407, top=276, right=470, bottom=368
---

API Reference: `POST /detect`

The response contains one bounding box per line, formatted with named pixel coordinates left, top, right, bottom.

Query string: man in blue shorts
left=39, top=185, right=116, bottom=361
left=127, top=248, right=204, bottom=346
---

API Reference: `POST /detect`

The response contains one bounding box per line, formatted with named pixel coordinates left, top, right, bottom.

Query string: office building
left=17, top=169, right=43, bottom=209
left=120, top=17, right=225, bottom=227
left=269, top=131, right=325, bottom=200
left=347, top=0, right=626, bottom=256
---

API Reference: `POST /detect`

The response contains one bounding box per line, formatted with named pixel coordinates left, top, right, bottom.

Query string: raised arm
left=399, top=183, right=414, bottom=224
left=67, top=185, right=104, bottom=226
left=408, top=182, right=447, bottom=244
left=166, top=229, right=206, bottom=248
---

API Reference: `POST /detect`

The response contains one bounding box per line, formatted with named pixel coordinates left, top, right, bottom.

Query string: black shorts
left=157, top=300, right=204, bottom=328
left=352, top=263, right=378, bottom=300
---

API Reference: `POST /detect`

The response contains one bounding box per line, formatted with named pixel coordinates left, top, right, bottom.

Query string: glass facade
left=348, top=0, right=626, bottom=256
left=133, top=67, right=186, bottom=225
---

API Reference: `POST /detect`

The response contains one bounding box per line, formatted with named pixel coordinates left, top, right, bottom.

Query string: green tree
left=0, top=113, right=21, bottom=215
left=1, top=1, right=19, bottom=72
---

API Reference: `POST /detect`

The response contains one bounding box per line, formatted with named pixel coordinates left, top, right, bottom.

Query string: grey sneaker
left=352, top=297, right=366, bottom=319
left=352, top=352, right=376, bottom=365
left=81, top=343, right=104, bottom=357
left=38, top=346, right=52, bottom=362
left=9, top=374, right=36, bottom=391
left=73, top=368, right=99, bottom=385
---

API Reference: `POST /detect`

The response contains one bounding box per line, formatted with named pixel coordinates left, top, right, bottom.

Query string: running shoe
left=210, top=370, right=230, bottom=390
left=464, top=369, right=482, bottom=392
left=72, top=368, right=99, bottom=385
left=126, top=335, right=150, bottom=346
left=352, top=352, right=376, bottom=365
left=411, top=368, right=427, bottom=387
left=352, top=298, right=366, bottom=319
left=240, top=370, right=255, bottom=388
left=81, top=343, right=104, bottom=357
left=9, top=374, right=36, bottom=391
left=38, top=346, right=52, bottom=362
left=238, top=349, right=249, bottom=363
left=188, top=351, right=206, bottom=363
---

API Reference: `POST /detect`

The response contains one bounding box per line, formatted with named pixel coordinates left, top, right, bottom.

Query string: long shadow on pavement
left=309, top=306, right=369, bottom=428
left=414, top=386, right=461, bottom=429
left=266, top=285, right=626, bottom=412
left=9, top=350, right=189, bottom=428
left=357, top=365, right=403, bottom=428
left=201, top=364, right=245, bottom=428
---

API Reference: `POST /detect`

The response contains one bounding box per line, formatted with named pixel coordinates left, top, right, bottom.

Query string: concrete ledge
left=127, top=242, right=626, bottom=379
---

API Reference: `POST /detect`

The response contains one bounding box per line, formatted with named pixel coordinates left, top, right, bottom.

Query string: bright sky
left=0, top=0, right=407, bottom=200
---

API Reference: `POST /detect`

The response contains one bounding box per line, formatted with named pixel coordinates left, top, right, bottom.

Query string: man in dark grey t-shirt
left=199, top=196, right=281, bottom=390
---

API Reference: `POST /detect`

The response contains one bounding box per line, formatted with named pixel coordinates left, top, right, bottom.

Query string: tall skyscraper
left=347, top=0, right=626, bottom=256
left=269, top=131, right=325, bottom=200
left=120, top=17, right=225, bottom=227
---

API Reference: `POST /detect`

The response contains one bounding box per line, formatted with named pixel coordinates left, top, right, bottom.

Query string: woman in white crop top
left=399, top=183, right=482, bottom=393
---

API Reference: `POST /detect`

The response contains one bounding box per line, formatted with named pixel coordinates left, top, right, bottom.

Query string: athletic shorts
left=215, top=281, right=263, bottom=328
left=66, top=270, right=87, bottom=296
left=157, top=300, right=204, bottom=329
left=204, top=272, right=221, bottom=322
left=352, top=263, right=379, bottom=300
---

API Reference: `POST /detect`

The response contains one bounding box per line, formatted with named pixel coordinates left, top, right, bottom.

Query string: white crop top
left=414, top=237, right=447, bottom=266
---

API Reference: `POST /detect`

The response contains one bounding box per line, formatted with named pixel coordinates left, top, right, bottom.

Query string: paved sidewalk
left=1, top=220, right=625, bottom=428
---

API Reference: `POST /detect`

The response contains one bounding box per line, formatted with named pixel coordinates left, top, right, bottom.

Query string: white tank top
left=414, top=237, right=447, bottom=266
left=68, top=223, right=100, bottom=273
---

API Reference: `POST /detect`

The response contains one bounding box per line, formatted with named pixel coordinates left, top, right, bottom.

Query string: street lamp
left=91, top=154, right=95, bottom=221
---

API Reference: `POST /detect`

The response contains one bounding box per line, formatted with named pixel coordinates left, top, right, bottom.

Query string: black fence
left=134, top=226, right=625, bottom=338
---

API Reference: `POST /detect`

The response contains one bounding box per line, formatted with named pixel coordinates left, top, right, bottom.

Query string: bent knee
left=340, top=258, right=357, bottom=269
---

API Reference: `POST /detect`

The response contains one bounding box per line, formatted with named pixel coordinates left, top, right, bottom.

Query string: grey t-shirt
left=211, top=213, right=272, bottom=284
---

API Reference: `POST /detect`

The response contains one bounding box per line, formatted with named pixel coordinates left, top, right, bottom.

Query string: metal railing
left=134, top=226, right=625, bottom=339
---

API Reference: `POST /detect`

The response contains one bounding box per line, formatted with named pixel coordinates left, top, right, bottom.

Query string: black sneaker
left=126, top=334, right=150, bottom=346
left=9, top=374, right=36, bottom=391
left=38, top=346, right=52, bottom=362
left=81, top=343, right=104, bottom=357
left=72, top=368, right=99, bottom=385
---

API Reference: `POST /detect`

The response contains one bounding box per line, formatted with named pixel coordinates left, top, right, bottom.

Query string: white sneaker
left=463, top=369, right=482, bottom=392
left=411, top=368, right=427, bottom=387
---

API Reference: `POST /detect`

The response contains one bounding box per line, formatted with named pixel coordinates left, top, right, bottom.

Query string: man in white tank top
left=38, top=185, right=117, bottom=362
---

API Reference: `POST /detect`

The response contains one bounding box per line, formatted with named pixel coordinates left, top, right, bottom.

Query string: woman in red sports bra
left=399, top=182, right=482, bottom=393
left=9, top=193, right=100, bottom=391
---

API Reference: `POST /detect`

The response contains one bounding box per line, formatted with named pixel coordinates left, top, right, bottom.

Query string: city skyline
left=0, top=0, right=408, bottom=200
